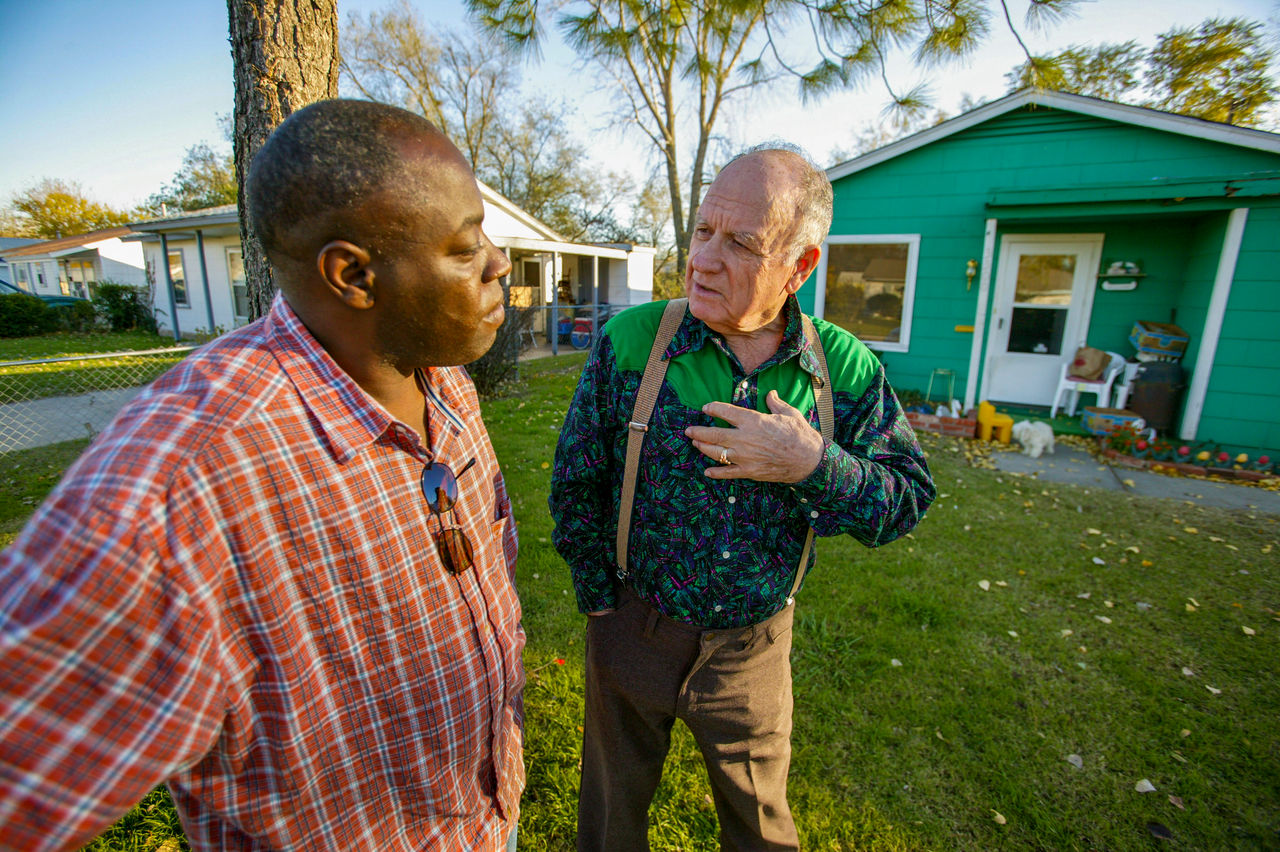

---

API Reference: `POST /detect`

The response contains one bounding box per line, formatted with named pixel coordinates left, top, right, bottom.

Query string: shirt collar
left=667, top=295, right=822, bottom=378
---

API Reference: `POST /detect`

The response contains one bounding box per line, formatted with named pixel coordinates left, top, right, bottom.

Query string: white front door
left=982, top=234, right=1103, bottom=406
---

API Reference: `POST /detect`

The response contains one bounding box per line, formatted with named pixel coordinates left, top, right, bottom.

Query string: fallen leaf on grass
left=1141, top=559, right=1154, bottom=567
left=891, top=658, right=902, bottom=667
left=1205, top=685, right=1221, bottom=695
left=991, top=811, right=1006, bottom=825
left=1170, top=752, right=1186, bottom=764
left=1066, top=754, right=1083, bottom=769
left=1242, top=626, right=1256, bottom=636
left=1147, top=822, right=1173, bottom=840
left=978, top=580, right=991, bottom=591
left=1180, top=729, right=1191, bottom=738
left=1135, top=779, right=1157, bottom=793
left=1122, top=478, right=1136, bottom=488
left=1092, top=557, right=1106, bottom=565
left=1061, top=629, right=1074, bottom=637
left=1184, top=527, right=1198, bottom=534
left=1125, top=545, right=1140, bottom=553
left=995, top=580, right=1009, bottom=587
left=1096, top=615, right=1112, bottom=624
left=1104, top=600, right=1114, bottom=608
left=1136, top=602, right=1152, bottom=611
left=1077, top=592, right=1092, bottom=599
left=1007, top=630, right=1019, bottom=638
left=1182, top=667, right=1195, bottom=677
left=1169, top=795, right=1184, bottom=809
left=1086, top=528, right=1102, bottom=535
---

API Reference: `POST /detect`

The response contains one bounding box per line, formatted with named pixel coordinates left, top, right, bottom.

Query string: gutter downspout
left=1180, top=207, right=1248, bottom=442
left=159, top=233, right=181, bottom=342
left=966, top=219, right=999, bottom=413
left=196, top=229, right=216, bottom=335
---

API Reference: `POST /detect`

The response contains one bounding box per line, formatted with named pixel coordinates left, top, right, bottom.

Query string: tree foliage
left=466, top=0, right=1081, bottom=269
left=5, top=179, right=133, bottom=239
left=340, top=3, right=634, bottom=243
left=142, top=143, right=238, bottom=216
left=1007, top=16, right=1278, bottom=127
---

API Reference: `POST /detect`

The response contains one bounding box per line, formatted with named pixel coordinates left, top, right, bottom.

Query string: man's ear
left=317, top=241, right=375, bottom=309
left=785, top=244, right=822, bottom=294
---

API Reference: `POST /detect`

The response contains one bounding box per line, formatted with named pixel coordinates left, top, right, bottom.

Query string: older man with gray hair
left=550, top=143, right=935, bottom=850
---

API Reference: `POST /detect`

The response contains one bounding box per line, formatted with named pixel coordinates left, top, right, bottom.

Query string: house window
left=227, top=248, right=249, bottom=323
left=14, top=264, right=30, bottom=291
left=63, top=260, right=96, bottom=297
left=817, top=235, right=919, bottom=352
left=167, top=249, right=189, bottom=307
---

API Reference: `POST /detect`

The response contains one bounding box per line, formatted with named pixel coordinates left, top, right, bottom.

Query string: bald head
left=247, top=99, right=458, bottom=276
left=720, top=144, right=833, bottom=257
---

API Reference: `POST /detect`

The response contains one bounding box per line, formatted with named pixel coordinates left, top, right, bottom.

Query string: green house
left=809, top=89, right=1280, bottom=461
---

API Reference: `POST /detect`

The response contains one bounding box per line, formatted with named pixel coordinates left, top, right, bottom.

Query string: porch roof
left=987, top=170, right=1280, bottom=216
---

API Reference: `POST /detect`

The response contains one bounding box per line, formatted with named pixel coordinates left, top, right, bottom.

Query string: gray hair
left=724, top=142, right=833, bottom=257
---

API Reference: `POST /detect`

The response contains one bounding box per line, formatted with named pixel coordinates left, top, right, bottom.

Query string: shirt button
left=714, top=604, right=723, bottom=612
left=740, top=380, right=749, bottom=389
left=800, top=497, right=808, bottom=503
left=727, top=496, right=736, bottom=504
left=810, top=510, right=819, bottom=519
left=722, top=550, right=731, bottom=559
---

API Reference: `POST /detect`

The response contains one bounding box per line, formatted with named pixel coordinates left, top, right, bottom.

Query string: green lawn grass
left=2, top=352, right=1276, bottom=851
left=0, top=331, right=191, bottom=401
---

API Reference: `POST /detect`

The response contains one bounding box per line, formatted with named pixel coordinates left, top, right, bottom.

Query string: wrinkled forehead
left=707, top=155, right=802, bottom=241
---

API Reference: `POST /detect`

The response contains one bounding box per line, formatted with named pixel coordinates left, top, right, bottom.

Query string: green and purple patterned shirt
left=549, top=297, right=935, bottom=628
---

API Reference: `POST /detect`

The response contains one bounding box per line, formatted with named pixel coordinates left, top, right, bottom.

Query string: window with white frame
left=167, top=249, right=189, bottom=307
left=816, top=235, right=919, bottom=352
left=227, top=247, right=249, bottom=323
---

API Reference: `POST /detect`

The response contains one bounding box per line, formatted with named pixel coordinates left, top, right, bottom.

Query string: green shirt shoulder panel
left=604, top=301, right=881, bottom=415
left=809, top=315, right=882, bottom=399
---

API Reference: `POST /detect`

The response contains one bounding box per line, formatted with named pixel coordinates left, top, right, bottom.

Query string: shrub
left=465, top=304, right=536, bottom=399
left=0, top=293, right=58, bottom=338
left=51, top=299, right=99, bottom=333
left=93, top=281, right=158, bottom=334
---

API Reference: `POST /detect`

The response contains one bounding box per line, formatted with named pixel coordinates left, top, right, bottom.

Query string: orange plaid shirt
left=0, top=295, right=524, bottom=850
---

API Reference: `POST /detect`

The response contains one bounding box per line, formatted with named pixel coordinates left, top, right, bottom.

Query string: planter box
left=906, top=411, right=977, bottom=438
left=1081, top=406, right=1144, bottom=436
left=1129, top=320, right=1188, bottom=359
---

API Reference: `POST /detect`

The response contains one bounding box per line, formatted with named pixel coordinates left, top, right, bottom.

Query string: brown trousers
left=577, top=587, right=799, bottom=851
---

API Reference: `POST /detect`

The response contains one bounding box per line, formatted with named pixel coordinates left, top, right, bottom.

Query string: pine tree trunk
left=227, top=0, right=339, bottom=320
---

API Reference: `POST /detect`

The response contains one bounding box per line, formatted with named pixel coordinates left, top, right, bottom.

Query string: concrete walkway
left=989, top=442, right=1280, bottom=515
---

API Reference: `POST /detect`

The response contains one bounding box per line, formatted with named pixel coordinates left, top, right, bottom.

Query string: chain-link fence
left=0, top=347, right=194, bottom=455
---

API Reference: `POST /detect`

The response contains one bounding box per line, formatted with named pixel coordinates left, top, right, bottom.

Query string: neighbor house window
left=816, top=235, right=920, bottom=352
left=167, top=249, right=189, bottom=307
left=227, top=248, right=249, bottom=324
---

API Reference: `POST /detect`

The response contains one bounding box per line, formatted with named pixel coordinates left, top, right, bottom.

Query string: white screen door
left=983, top=234, right=1102, bottom=406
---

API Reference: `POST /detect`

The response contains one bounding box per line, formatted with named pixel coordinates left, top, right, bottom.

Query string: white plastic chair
left=1049, top=350, right=1126, bottom=419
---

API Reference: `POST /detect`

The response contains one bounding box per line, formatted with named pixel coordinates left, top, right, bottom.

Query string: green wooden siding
left=817, top=104, right=1280, bottom=458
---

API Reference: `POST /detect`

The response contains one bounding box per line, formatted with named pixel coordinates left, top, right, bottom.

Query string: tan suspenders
left=614, top=298, right=835, bottom=606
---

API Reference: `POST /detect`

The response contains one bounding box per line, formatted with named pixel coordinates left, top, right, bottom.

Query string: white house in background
left=0, top=237, right=43, bottom=284
left=128, top=184, right=655, bottom=340
left=1, top=227, right=146, bottom=297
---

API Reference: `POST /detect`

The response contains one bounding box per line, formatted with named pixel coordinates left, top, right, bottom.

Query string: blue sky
left=0, top=0, right=1275, bottom=212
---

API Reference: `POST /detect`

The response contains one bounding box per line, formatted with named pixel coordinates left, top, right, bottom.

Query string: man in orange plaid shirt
left=0, top=100, right=524, bottom=850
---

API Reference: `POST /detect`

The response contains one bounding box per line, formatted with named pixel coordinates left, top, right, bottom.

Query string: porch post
left=195, top=229, right=216, bottom=335
left=159, top=233, right=181, bottom=342
left=966, top=218, right=998, bottom=412
left=591, top=255, right=599, bottom=342
left=550, top=252, right=561, bottom=356
left=1179, top=207, right=1248, bottom=442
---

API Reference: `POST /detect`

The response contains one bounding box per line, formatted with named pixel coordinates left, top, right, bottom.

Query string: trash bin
left=1126, top=361, right=1185, bottom=434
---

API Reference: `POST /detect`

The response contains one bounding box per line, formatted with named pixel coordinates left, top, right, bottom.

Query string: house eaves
left=129, top=205, right=238, bottom=233
left=827, top=90, right=1280, bottom=182
left=4, top=226, right=136, bottom=257
left=477, top=181, right=567, bottom=242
